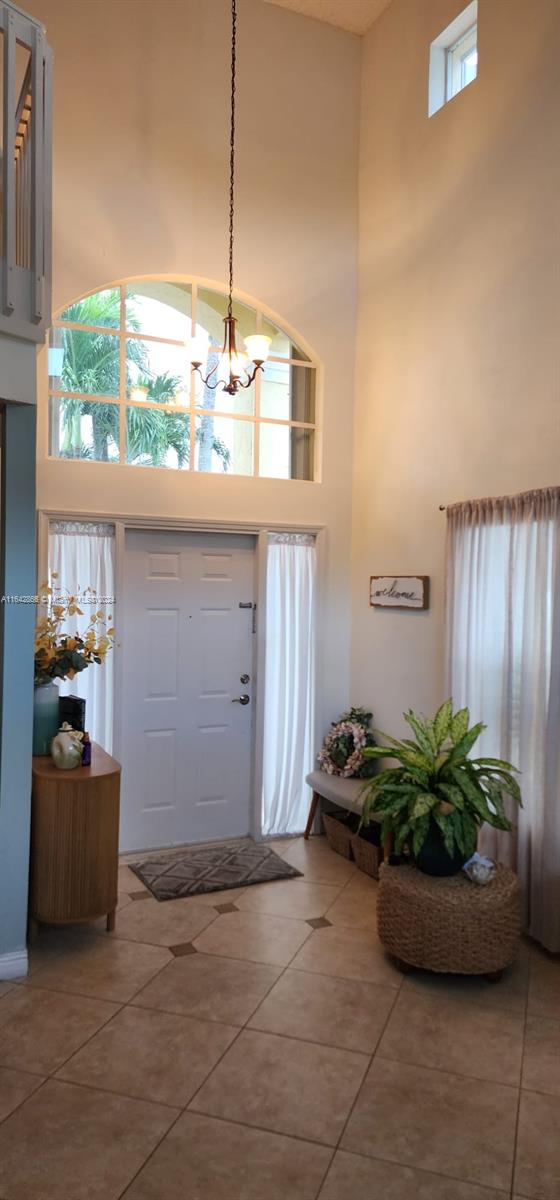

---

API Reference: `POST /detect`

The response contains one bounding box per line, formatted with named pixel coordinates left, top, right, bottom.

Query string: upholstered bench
left=304, top=770, right=371, bottom=839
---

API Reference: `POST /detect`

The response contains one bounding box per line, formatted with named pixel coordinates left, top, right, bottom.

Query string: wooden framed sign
left=370, top=576, right=429, bottom=610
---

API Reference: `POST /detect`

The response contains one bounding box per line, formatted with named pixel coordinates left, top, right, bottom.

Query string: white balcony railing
left=0, top=0, right=52, bottom=343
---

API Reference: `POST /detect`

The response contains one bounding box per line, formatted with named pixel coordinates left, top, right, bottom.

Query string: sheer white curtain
left=48, top=521, right=115, bottom=752
left=262, top=533, right=316, bottom=836
left=447, top=489, right=560, bottom=952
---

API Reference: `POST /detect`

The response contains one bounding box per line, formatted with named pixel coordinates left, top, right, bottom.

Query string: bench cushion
left=306, top=770, right=371, bottom=817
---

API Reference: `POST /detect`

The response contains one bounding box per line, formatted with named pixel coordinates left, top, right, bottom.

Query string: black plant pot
left=415, top=819, right=465, bottom=877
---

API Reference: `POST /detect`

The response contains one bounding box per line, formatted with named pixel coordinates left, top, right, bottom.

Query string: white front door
left=120, top=529, right=256, bottom=851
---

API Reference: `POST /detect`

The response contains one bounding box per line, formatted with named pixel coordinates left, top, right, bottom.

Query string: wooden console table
left=29, top=744, right=121, bottom=939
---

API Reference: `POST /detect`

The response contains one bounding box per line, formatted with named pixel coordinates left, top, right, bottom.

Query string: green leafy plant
left=360, top=700, right=521, bottom=861
left=339, top=706, right=374, bottom=729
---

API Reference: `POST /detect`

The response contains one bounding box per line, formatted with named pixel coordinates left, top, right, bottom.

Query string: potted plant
left=360, top=699, right=521, bottom=876
left=33, top=576, right=114, bottom=755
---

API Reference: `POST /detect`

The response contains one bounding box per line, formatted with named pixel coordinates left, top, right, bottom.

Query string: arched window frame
left=47, top=276, right=320, bottom=481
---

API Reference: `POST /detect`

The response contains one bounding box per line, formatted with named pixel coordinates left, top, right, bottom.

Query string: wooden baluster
left=2, top=12, right=15, bottom=315
left=31, top=26, right=45, bottom=322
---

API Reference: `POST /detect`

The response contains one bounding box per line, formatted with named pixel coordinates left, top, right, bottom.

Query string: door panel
left=120, top=530, right=255, bottom=852
left=146, top=609, right=179, bottom=696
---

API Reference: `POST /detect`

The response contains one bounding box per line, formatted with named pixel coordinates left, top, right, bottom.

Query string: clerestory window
left=428, top=2, right=478, bottom=117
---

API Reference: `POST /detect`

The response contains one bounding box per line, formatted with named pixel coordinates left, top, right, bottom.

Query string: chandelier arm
left=238, top=365, right=260, bottom=389
left=205, top=356, right=221, bottom=381
left=193, top=365, right=222, bottom=391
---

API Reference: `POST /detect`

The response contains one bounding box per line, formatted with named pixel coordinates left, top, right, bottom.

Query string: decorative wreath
left=317, top=707, right=376, bottom=779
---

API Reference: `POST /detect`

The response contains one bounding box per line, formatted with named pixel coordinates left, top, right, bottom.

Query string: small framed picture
left=58, top=694, right=86, bottom=731
left=370, top=576, right=429, bottom=610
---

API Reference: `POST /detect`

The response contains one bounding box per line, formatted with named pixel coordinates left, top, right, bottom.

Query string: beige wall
left=28, top=0, right=360, bottom=731
left=351, top=0, right=560, bottom=736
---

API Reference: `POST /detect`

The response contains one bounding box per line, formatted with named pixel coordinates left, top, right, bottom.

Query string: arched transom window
left=48, top=280, right=317, bottom=480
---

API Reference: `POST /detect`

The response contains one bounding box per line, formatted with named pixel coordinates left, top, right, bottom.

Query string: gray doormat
left=129, top=839, right=303, bottom=901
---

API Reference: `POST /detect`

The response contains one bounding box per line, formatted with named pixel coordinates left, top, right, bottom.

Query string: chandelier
left=189, top=0, right=271, bottom=396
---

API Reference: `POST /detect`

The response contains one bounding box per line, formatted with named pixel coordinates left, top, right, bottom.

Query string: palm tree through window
left=48, top=280, right=317, bottom=480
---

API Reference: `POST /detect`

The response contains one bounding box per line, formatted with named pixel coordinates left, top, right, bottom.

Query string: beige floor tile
left=25, top=936, right=171, bottom=1003
left=119, top=882, right=250, bottom=909
left=528, top=951, right=560, bottom=1019
left=319, top=1151, right=510, bottom=1199
left=248, top=967, right=397, bottom=1053
left=324, top=881, right=378, bottom=929
left=124, top=1111, right=332, bottom=1200
left=0, top=1078, right=178, bottom=1200
left=515, top=1089, right=560, bottom=1198
left=193, top=910, right=311, bottom=967
left=342, top=1057, right=518, bottom=1192
left=57, top=1005, right=237, bottom=1107
left=90, top=890, right=135, bottom=931
left=118, top=864, right=148, bottom=893
left=0, top=986, right=119, bottom=1074
left=377, top=988, right=524, bottom=1085
left=26, top=925, right=101, bottom=976
left=401, top=947, right=530, bottom=1015
left=522, top=1015, right=560, bottom=1097
left=290, top=923, right=403, bottom=986
left=0, top=1067, right=44, bottom=1122
left=344, top=868, right=379, bottom=893
left=104, top=895, right=217, bottom=946
left=278, top=839, right=356, bottom=885
left=236, top=879, right=342, bottom=920
left=190, top=1027, right=368, bottom=1146
left=267, top=837, right=300, bottom=852
left=133, top=953, right=281, bottom=1025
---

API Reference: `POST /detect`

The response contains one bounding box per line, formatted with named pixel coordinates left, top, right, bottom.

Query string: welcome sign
left=370, top=576, right=429, bottom=610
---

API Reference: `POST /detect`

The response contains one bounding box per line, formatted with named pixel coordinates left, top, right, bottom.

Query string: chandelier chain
left=191, top=0, right=268, bottom=394
left=228, top=0, right=237, bottom=320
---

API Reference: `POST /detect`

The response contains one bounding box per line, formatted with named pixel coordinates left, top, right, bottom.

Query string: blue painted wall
left=0, top=403, right=37, bottom=970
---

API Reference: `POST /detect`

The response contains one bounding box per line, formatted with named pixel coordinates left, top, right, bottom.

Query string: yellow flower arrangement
left=35, top=574, right=114, bottom=685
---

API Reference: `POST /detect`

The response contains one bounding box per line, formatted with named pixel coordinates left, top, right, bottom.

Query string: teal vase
left=33, top=681, right=60, bottom=756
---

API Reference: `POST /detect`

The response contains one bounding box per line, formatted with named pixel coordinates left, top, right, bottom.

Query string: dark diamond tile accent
left=130, top=890, right=151, bottom=902
left=169, top=942, right=198, bottom=957
left=214, top=902, right=239, bottom=914
left=306, top=917, right=332, bottom=929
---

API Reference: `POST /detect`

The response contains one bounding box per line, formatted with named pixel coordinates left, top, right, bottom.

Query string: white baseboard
left=0, top=949, right=28, bottom=980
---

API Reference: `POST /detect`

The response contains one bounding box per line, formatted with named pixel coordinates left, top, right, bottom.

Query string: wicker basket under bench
left=305, top=771, right=384, bottom=879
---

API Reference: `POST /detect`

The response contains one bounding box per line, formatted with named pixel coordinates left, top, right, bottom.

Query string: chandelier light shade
left=189, top=0, right=271, bottom=395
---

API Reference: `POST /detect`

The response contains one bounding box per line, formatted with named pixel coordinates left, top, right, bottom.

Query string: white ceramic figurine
left=51, top=722, right=84, bottom=770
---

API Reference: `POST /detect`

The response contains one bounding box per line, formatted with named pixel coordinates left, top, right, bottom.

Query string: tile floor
left=0, top=835, right=558, bottom=1199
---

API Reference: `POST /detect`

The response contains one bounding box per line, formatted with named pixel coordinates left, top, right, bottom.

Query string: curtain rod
left=440, top=485, right=560, bottom=513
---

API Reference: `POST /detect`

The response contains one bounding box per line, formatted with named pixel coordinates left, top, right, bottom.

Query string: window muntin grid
left=48, top=280, right=318, bottom=480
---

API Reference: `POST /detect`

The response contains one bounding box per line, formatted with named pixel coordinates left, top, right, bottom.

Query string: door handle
left=232, top=694, right=250, bottom=705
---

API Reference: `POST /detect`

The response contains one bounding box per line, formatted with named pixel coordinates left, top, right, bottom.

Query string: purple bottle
left=81, top=732, right=92, bottom=767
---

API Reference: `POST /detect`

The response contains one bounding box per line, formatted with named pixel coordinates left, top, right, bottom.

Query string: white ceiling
left=262, top=0, right=394, bottom=36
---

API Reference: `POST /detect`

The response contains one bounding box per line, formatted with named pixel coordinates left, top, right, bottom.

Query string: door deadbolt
left=240, top=673, right=250, bottom=685
left=232, top=694, right=250, bottom=705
